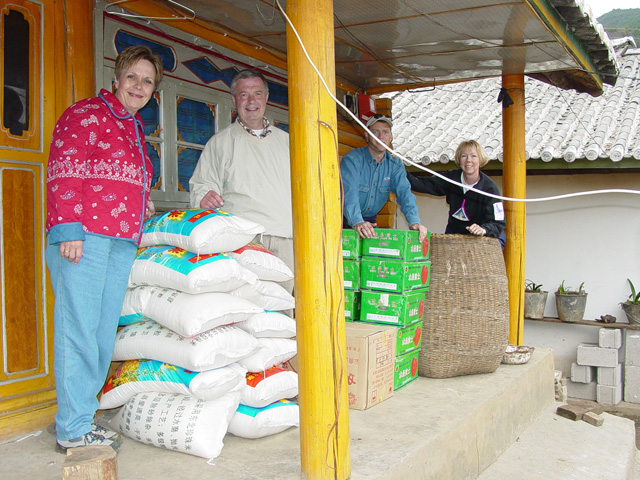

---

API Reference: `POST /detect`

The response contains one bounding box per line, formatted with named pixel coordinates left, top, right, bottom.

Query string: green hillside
left=597, top=8, right=640, bottom=42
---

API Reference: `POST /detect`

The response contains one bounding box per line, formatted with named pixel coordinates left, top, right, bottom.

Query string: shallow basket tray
left=502, top=344, right=535, bottom=365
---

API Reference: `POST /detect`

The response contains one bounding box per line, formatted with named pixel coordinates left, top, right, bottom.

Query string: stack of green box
left=357, top=229, right=431, bottom=391
left=342, top=229, right=362, bottom=322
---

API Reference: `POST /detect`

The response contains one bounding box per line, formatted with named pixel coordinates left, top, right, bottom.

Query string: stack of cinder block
left=568, top=328, right=622, bottom=406
left=624, top=331, right=640, bottom=403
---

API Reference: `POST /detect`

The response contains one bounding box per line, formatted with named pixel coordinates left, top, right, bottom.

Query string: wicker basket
left=419, top=234, right=509, bottom=378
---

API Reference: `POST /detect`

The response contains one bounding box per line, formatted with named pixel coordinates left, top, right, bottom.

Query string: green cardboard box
left=360, top=258, right=430, bottom=293
left=343, top=259, right=360, bottom=290
left=342, top=229, right=362, bottom=260
left=394, top=321, right=423, bottom=356
left=345, top=289, right=361, bottom=321
left=362, top=229, right=430, bottom=261
left=359, top=290, right=425, bottom=327
left=394, top=349, right=420, bottom=391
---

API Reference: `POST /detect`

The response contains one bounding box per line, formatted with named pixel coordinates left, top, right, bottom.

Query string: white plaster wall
left=397, top=171, right=640, bottom=376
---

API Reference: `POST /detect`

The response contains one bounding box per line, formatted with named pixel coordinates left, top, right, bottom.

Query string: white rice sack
left=141, top=209, right=264, bottom=254
left=112, top=320, right=258, bottom=371
left=229, top=242, right=294, bottom=282
left=111, top=391, right=240, bottom=459
left=119, top=285, right=152, bottom=326
left=119, top=312, right=148, bottom=326
left=237, top=338, right=297, bottom=373
left=231, top=280, right=295, bottom=311
left=128, top=246, right=258, bottom=294
left=228, top=399, right=299, bottom=439
left=123, top=285, right=263, bottom=337
left=99, top=359, right=247, bottom=410
left=238, top=311, right=296, bottom=338
left=242, top=366, right=299, bottom=408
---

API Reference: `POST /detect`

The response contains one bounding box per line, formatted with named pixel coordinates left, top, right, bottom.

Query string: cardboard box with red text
left=361, top=229, right=430, bottom=261
left=345, top=323, right=396, bottom=410
left=345, top=289, right=361, bottom=321
left=394, top=349, right=420, bottom=391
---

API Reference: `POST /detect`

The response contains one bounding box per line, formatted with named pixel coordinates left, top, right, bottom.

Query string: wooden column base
left=62, top=446, right=118, bottom=480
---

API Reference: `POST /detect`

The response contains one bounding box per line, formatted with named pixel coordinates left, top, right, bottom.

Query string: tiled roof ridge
left=549, top=0, right=619, bottom=84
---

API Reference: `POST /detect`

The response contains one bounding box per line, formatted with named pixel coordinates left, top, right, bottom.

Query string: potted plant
left=524, top=280, right=548, bottom=319
left=620, top=278, right=640, bottom=324
left=555, top=280, right=587, bottom=323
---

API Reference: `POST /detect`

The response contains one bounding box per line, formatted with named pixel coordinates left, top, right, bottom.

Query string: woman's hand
left=60, top=240, right=83, bottom=264
left=467, top=223, right=487, bottom=236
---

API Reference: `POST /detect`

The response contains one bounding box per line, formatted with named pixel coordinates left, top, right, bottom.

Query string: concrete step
left=478, top=404, right=638, bottom=480
left=1, top=347, right=557, bottom=479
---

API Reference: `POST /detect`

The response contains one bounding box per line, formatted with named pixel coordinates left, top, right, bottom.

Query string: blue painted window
left=139, top=92, right=161, bottom=137
left=176, top=96, right=216, bottom=192
left=115, top=31, right=176, bottom=72
left=146, top=141, right=162, bottom=190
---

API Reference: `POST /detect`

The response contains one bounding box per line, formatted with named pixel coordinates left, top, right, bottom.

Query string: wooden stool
left=62, top=445, right=118, bottom=480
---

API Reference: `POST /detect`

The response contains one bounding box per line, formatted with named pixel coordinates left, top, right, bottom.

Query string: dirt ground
left=568, top=398, right=640, bottom=449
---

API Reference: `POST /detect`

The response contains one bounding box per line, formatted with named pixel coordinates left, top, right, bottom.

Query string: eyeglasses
left=371, top=114, right=391, bottom=120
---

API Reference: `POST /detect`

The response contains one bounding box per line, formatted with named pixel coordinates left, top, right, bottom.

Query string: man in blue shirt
left=341, top=114, right=428, bottom=241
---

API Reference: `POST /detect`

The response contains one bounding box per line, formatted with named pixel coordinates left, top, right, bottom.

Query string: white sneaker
left=56, top=431, right=120, bottom=454
left=91, top=423, right=121, bottom=440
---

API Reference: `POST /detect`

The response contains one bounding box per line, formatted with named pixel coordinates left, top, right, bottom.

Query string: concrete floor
left=1, top=348, right=638, bottom=479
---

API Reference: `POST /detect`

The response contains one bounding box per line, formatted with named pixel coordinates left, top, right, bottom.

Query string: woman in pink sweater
left=45, top=45, right=163, bottom=453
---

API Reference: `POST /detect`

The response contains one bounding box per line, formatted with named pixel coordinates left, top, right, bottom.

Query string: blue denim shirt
left=341, top=146, right=421, bottom=227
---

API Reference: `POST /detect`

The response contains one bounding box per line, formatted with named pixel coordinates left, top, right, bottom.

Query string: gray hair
left=230, top=69, right=269, bottom=96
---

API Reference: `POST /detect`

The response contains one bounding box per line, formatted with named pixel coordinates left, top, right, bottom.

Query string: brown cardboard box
left=345, top=323, right=396, bottom=410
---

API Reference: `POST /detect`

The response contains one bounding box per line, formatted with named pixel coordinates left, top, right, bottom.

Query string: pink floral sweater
left=46, top=89, right=152, bottom=245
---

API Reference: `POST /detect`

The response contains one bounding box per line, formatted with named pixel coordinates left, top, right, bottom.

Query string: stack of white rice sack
left=101, top=209, right=300, bottom=460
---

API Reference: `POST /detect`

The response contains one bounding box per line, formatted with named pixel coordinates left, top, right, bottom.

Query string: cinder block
left=567, top=379, right=597, bottom=401
left=598, top=328, right=622, bottom=349
left=597, top=363, right=623, bottom=386
left=597, top=384, right=622, bottom=405
left=571, top=363, right=596, bottom=383
left=624, top=331, right=640, bottom=366
left=576, top=343, right=618, bottom=367
left=624, top=364, right=640, bottom=404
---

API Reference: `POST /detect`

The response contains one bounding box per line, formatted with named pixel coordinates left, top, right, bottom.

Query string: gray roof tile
left=385, top=39, right=640, bottom=164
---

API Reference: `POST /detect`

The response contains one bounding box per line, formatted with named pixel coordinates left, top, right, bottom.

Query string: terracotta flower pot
left=555, top=292, right=587, bottom=323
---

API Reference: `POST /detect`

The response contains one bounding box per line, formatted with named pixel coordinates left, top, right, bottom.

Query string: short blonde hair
left=454, top=140, right=489, bottom=168
left=115, top=45, right=164, bottom=90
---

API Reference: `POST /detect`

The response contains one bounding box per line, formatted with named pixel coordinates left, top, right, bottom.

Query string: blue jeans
left=46, top=235, right=137, bottom=441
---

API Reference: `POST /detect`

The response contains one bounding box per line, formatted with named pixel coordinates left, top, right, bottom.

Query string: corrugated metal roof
left=385, top=38, right=639, bottom=165
left=109, top=0, right=618, bottom=95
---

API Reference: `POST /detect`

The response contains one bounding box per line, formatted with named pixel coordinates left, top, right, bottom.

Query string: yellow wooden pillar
left=502, top=74, right=526, bottom=345
left=286, top=1, right=351, bottom=479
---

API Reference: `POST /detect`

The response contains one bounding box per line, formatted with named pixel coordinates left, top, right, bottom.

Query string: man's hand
left=200, top=190, right=225, bottom=209
left=409, top=223, right=428, bottom=243
left=59, top=240, right=83, bottom=265
left=145, top=200, right=156, bottom=220
left=466, top=223, right=487, bottom=236
left=354, top=221, right=377, bottom=239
